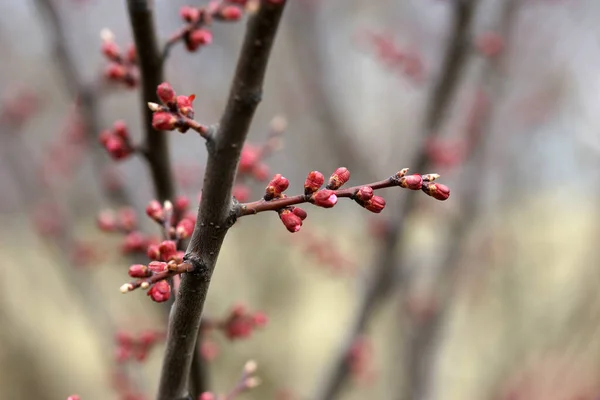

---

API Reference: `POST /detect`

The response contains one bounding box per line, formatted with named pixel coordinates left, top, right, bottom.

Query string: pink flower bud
left=327, top=167, right=350, bottom=189
left=239, top=145, right=259, bottom=172
left=147, top=280, right=171, bottom=302
left=219, top=5, right=243, bottom=21
left=265, top=174, right=289, bottom=200
left=122, top=231, right=147, bottom=253
left=364, top=196, right=386, bottom=213
left=104, top=136, right=131, bottom=160
left=252, top=163, right=269, bottom=181
left=292, top=207, right=307, bottom=220
left=355, top=186, right=374, bottom=202
left=104, top=62, right=126, bottom=80
left=304, top=171, right=325, bottom=195
left=98, top=129, right=112, bottom=146
left=67, top=395, right=81, bottom=400
left=126, top=44, right=137, bottom=63
left=187, top=29, right=213, bottom=51
left=475, top=31, right=504, bottom=58
left=159, top=240, right=177, bottom=261
left=279, top=209, right=302, bottom=233
left=118, top=207, right=137, bottom=231
left=148, top=261, right=168, bottom=273
left=152, top=111, right=178, bottom=131
left=145, top=200, right=164, bottom=221
left=157, top=82, right=177, bottom=105
left=232, top=184, right=251, bottom=202
left=101, top=40, right=120, bottom=60
left=174, top=195, right=190, bottom=213
left=97, top=210, right=117, bottom=231
left=113, top=120, right=129, bottom=140
left=146, top=243, right=161, bottom=260
left=180, top=5, right=200, bottom=23
left=176, top=218, right=195, bottom=239
left=128, top=264, right=151, bottom=278
left=176, top=95, right=195, bottom=118
left=253, top=311, right=268, bottom=327
left=313, top=189, right=338, bottom=208
left=200, top=393, right=215, bottom=400
left=400, top=174, right=423, bottom=190
left=423, top=183, right=450, bottom=201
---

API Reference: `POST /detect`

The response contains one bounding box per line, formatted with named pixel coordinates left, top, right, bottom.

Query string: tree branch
left=156, top=3, right=287, bottom=400
left=126, top=0, right=176, bottom=203
left=313, top=2, right=480, bottom=399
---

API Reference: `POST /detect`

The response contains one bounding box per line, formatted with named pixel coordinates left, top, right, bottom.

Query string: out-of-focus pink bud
left=232, top=185, right=251, bottom=202
left=180, top=5, right=200, bottom=23
left=145, top=200, right=164, bottom=221
left=152, top=111, right=178, bottom=131
left=176, top=218, right=195, bottom=239
left=176, top=95, right=195, bottom=118
left=128, top=264, right=151, bottom=278
left=148, top=261, right=168, bottom=273
left=157, top=82, right=177, bottom=105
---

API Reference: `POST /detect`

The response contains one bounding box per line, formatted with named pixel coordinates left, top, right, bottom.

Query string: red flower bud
left=292, top=207, right=307, bottom=220
left=98, top=129, right=112, bottom=146
left=174, top=195, right=190, bottom=213
left=104, top=136, right=131, bottom=160
left=152, top=111, right=178, bottom=131
left=101, top=40, right=120, bottom=60
left=180, top=5, right=200, bottom=23
left=355, top=186, right=374, bottom=202
left=423, top=183, right=450, bottom=201
left=159, top=240, right=177, bottom=260
left=176, top=95, right=195, bottom=118
left=128, top=264, right=151, bottom=278
left=113, top=120, right=129, bottom=140
left=146, top=200, right=164, bottom=221
left=157, top=82, right=177, bottom=105
left=97, top=210, right=117, bottom=232
left=279, top=209, right=302, bottom=233
left=117, top=206, right=137, bottom=231
left=105, top=62, right=126, bottom=80
left=148, top=261, right=167, bottom=273
left=147, top=280, right=171, bottom=302
left=304, top=171, right=325, bottom=195
left=239, top=145, right=259, bottom=172
left=400, top=174, right=423, bottom=190
left=313, top=189, right=338, bottom=208
left=219, top=5, right=243, bottom=21
left=252, top=163, right=269, bottom=181
left=265, top=174, right=289, bottom=200
left=122, top=231, right=147, bottom=253
left=327, top=167, right=350, bottom=189
left=232, top=184, right=251, bottom=202
left=146, top=243, right=161, bottom=260
left=187, top=29, right=213, bottom=51
left=364, top=196, right=386, bottom=213
left=176, top=218, right=194, bottom=239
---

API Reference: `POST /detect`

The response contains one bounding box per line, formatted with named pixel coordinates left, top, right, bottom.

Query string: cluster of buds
left=101, top=29, right=138, bottom=87
left=96, top=206, right=159, bottom=255
left=238, top=167, right=450, bottom=233
left=99, top=120, right=135, bottom=160
left=175, top=1, right=249, bottom=53
left=202, top=303, right=268, bottom=340
left=358, top=30, right=425, bottom=84
left=148, top=82, right=205, bottom=134
left=117, top=198, right=196, bottom=302
left=199, top=360, right=261, bottom=400
left=114, top=330, right=165, bottom=363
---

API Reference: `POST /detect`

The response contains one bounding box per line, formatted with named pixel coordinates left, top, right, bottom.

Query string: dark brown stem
left=156, top=3, right=287, bottom=400
left=126, top=0, right=176, bottom=203
left=314, top=2, right=480, bottom=400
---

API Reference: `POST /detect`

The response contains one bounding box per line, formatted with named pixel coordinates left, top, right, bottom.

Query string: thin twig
left=313, top=2, right=480, bottom=399
left=156, top=3, right=287, bottom=400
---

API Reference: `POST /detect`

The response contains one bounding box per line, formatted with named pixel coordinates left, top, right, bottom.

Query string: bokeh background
left=2, top=0, right=600, bottom=399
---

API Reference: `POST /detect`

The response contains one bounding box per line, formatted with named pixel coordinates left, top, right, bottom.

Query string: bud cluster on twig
left=100, top=29, right=138, bottom=87
left=199, top=360, right=261, bottom=400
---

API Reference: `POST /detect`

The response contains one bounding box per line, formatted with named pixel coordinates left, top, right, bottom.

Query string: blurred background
left=2, top=0, right=600, bottom=399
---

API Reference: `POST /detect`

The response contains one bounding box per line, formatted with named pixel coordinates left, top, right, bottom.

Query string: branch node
left=183, top=253, right=211, bottom=282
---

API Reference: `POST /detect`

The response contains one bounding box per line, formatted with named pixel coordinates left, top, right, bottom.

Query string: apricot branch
left=236, top=168, right=450, bottom=233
